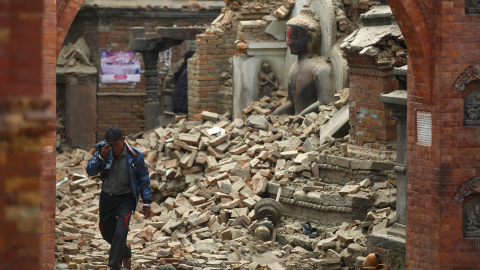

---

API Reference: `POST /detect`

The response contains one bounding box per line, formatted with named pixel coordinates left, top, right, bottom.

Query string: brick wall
left=189, top=1, right=281, bottom=119
left=346, top=53, right=398, bottom=148
left=188, top=25, right=236, bottom=118
left=64, top=7, right=216, bottom=141
left=238, top=19, right=277, bottom=43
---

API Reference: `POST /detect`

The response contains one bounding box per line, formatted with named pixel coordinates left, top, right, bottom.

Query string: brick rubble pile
left=55, top=105, right=398, bottom=270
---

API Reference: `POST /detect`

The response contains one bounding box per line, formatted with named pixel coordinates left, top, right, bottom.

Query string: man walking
left=86, top=126, right=152, bottom=270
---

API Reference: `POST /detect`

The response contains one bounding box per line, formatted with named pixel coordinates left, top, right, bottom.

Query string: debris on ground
left=55, top=98, right=397, bottom=269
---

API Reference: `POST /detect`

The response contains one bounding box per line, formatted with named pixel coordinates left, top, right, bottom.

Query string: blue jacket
left=86, top=141, right=152, bottom=211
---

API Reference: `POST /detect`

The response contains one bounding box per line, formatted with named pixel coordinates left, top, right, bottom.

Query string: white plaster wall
left=232, top=56, right=263, bottom=119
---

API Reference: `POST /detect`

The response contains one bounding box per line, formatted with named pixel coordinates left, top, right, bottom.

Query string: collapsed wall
left=188, top=1, right=285, bottom=119
left=188, top=0, right=385, bottom=121
left=341, top=5, right=407, bottom=149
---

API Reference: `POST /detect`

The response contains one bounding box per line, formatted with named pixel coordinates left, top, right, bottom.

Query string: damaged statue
left=273, top=5, right=335, bottom=117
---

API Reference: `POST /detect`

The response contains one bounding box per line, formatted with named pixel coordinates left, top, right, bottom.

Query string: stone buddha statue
left=273, top=5, right=334, bottom=117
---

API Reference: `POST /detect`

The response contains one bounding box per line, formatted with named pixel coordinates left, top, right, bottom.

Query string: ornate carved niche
left=453, top=177, right=480, bottom=204
left=453, top=177, right=480, bottom=237
left=452, top=65, right=480, bottom=126
left=464, top=89, right=480, bottom=126
left=463, top=200, right=480, bottom=238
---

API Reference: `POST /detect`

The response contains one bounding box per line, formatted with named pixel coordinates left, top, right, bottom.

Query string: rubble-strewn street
left=55, top=104, right=398, bottom=270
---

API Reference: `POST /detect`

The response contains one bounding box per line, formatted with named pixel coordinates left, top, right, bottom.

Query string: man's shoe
left=300, top=222, right=311, bottom=235
left=122, top=244, right=132, bottom=269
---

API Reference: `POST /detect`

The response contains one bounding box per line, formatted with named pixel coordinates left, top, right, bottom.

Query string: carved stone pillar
left=380, top=90, right=407, bottom=226
left=366, top=90, right=407, bottom=263
left=143, top=50, right=161, bottom=130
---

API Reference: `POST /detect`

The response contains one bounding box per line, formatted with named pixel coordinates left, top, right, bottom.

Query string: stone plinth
left=266, top=183, right=374, bottom=226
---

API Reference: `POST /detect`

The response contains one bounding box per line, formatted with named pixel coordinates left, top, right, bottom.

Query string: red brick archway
left=57, top=0, right=85, bottom=52
left=388, top=0, right=433, bottom=104
left=41, top=2, right=85, bottom=270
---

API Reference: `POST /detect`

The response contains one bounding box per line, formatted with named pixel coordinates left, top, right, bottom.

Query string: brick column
left=42, top=0, right=58, bottom=269
left=0, top=1, right=56, bottom=269
left=345, top=54, right=398, bottom=148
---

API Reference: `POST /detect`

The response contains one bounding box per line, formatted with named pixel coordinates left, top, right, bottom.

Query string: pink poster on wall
left=100, top=51, right=141, bottom=83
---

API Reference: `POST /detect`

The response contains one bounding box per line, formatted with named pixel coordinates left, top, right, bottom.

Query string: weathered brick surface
left=43, top=0, right=58, bottom=269
left=388, top=0, right=480, bottom=268
left=0, top=0, right=55, bottom=269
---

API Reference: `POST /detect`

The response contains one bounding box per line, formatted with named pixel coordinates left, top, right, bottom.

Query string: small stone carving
left=465, top=89, right=480, bottom=126
left=464, top=200, right=480, bottom=237
left=258, top=62, right=278, bottom=98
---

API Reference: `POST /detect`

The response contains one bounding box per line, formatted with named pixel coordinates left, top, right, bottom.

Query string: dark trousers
left=99, top=192, right=134, bottom=270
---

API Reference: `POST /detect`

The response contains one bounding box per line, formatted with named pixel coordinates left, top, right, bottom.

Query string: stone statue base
left=464, top=120, right=480, bottom=126
left=465, top=230, right=480, bottom=238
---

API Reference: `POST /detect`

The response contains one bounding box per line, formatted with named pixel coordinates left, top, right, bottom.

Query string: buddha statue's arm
left=273, top=100, right=294, bottom=115
left=273, top=84, right=295, bottom=115
left=299, top=100, right=321, bottom=117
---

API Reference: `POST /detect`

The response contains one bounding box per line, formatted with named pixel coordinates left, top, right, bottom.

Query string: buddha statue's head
left=286, top=5, right=321, bottom=58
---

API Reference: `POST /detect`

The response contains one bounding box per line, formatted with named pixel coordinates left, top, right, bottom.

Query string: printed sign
left=417, top=111, right=432, bottom=145
left=100, top=51, right=141, bottom=83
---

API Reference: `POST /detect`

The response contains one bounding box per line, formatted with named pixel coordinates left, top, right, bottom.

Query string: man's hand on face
left=100, top=144, right=111, bottom=158
left=142, top=207, right=151, bottom=219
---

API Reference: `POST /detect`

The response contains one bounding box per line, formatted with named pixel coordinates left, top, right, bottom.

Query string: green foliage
left=386, top=249, right=406, bottom=270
